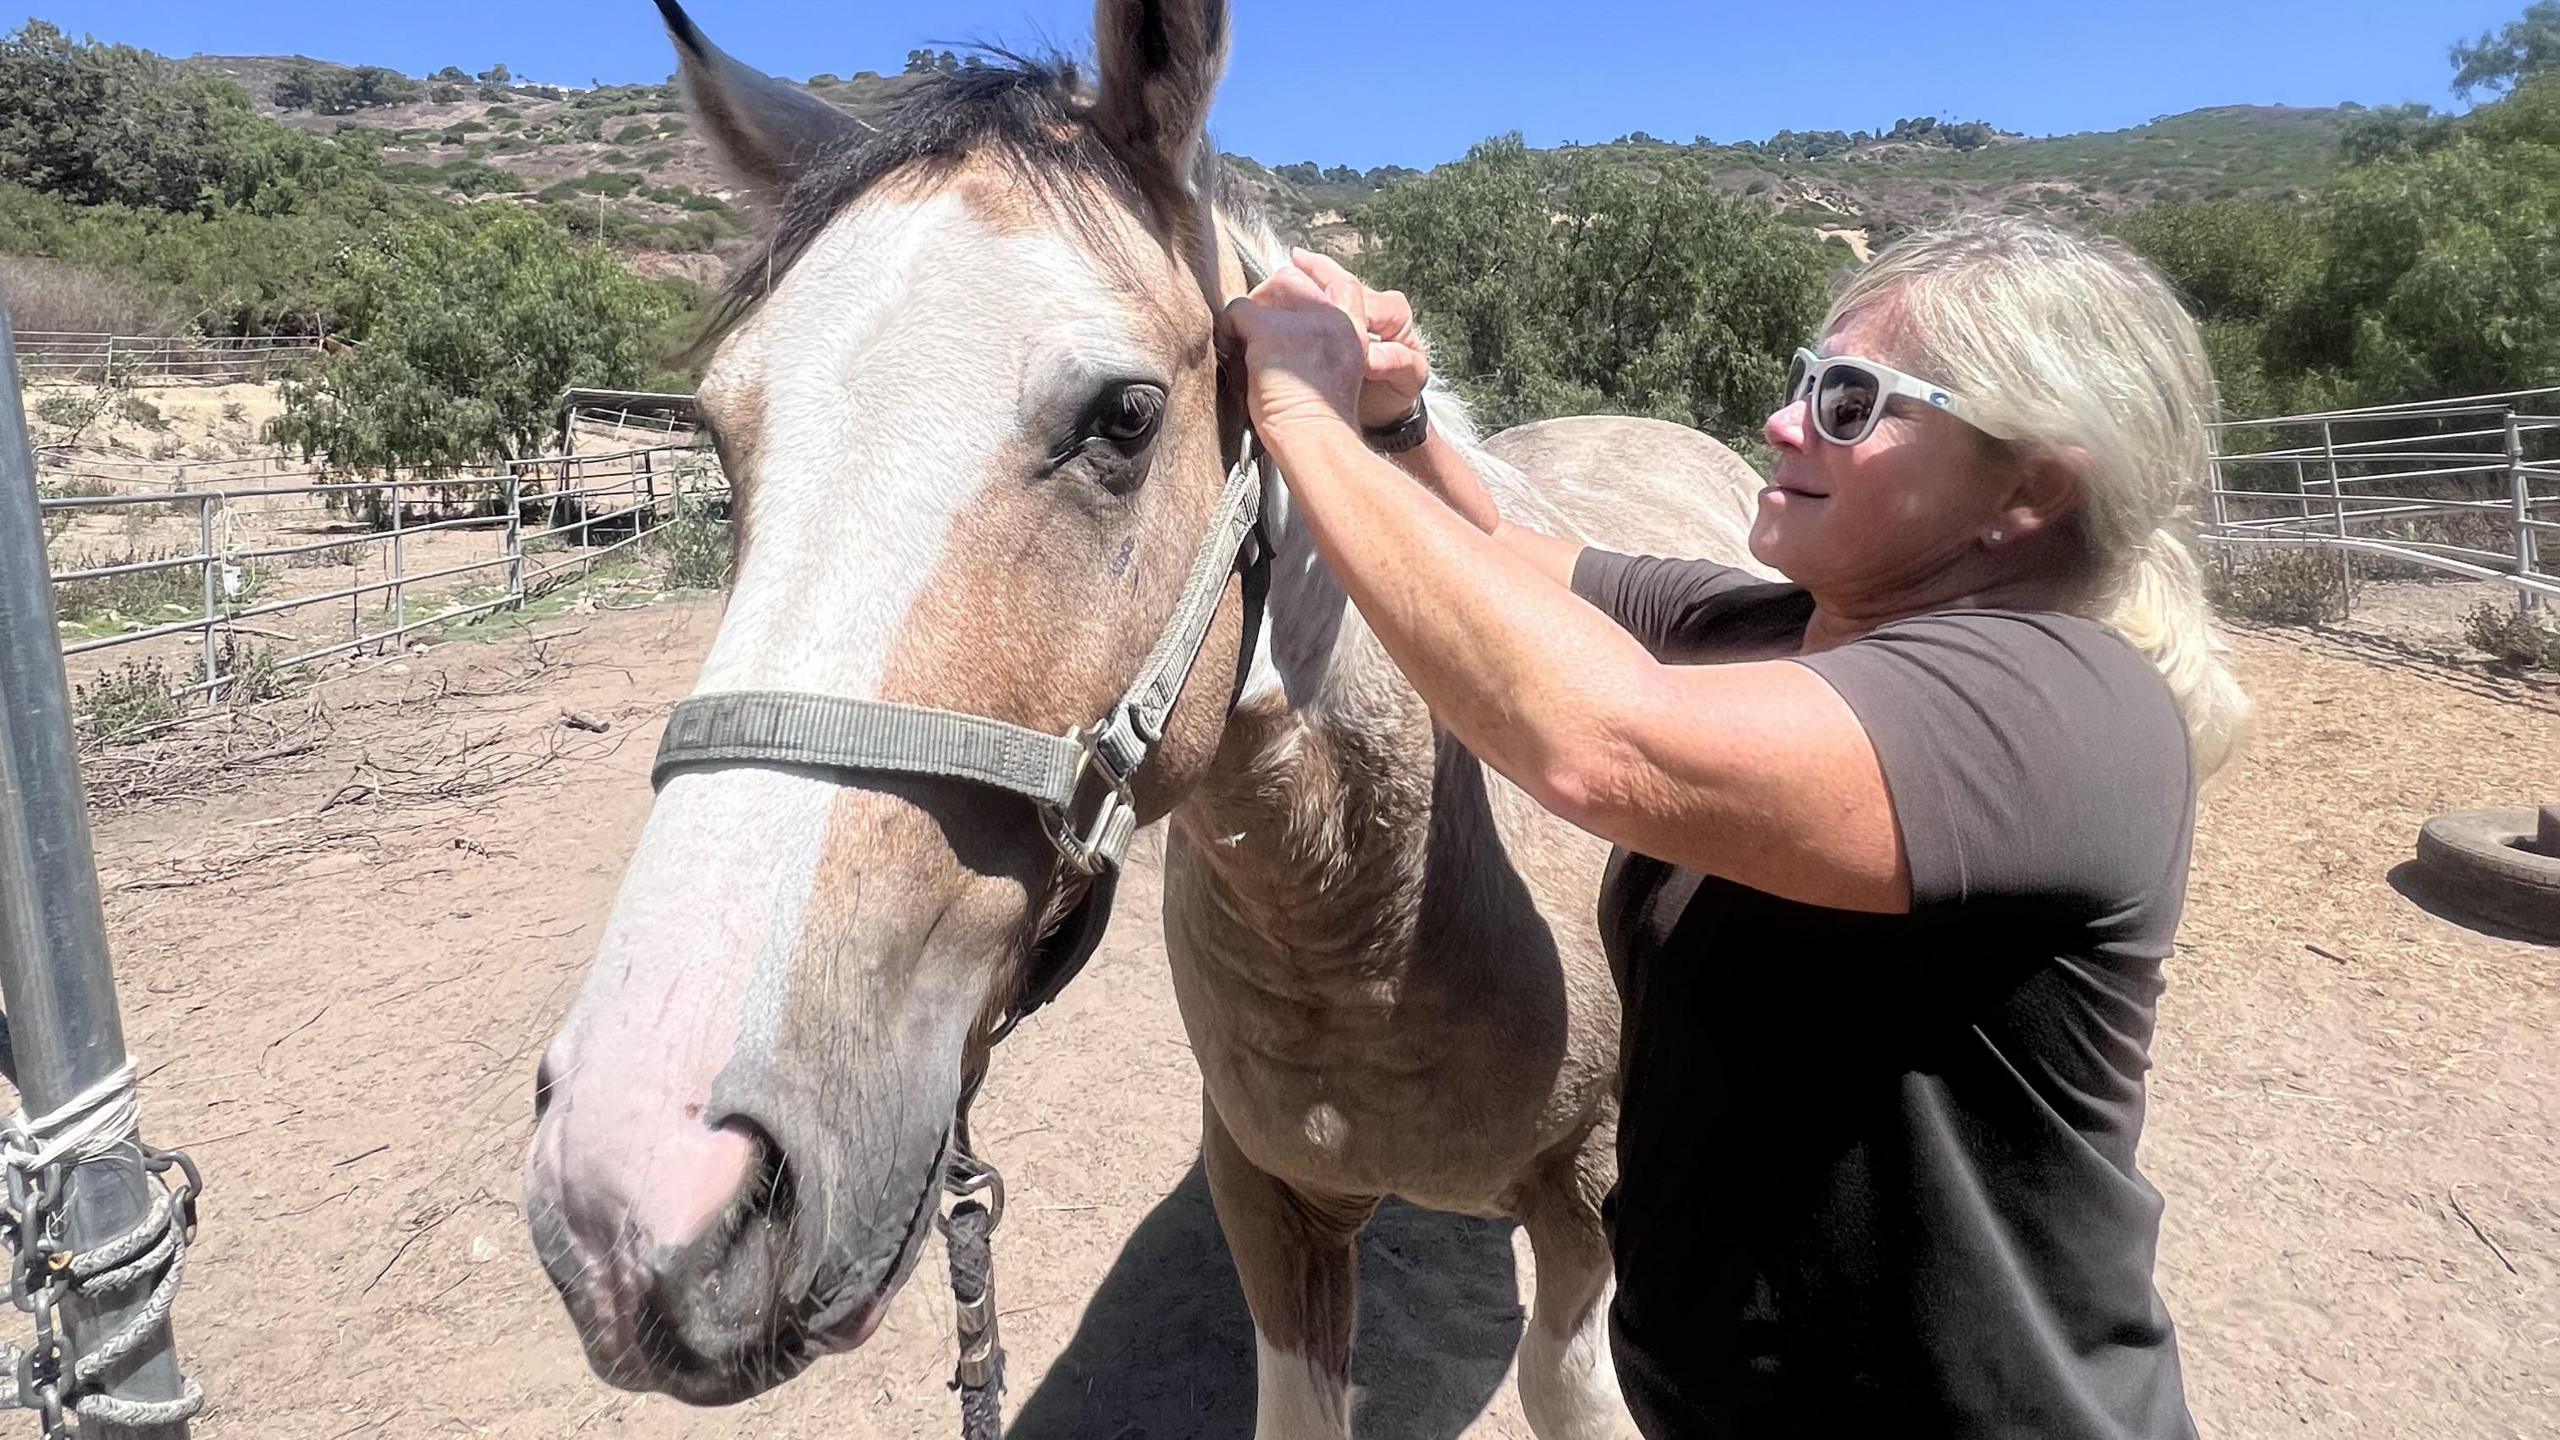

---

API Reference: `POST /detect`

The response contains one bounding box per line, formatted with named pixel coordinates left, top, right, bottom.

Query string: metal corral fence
left=2203, top=387, right=2560, bottom=616
left=39, top=441, right=727, bottom=717
left=12, top=332, right=326, bottom=386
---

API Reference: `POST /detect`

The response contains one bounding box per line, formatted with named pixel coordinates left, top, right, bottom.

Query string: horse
left=521, top=2, right=1767, bottom=1435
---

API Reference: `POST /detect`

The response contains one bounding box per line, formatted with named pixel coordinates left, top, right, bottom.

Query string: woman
left=1223, top=215, right=2246, bottom=1439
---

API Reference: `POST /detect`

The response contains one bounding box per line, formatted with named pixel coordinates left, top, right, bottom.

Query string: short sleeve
left=1573, top=549, right=1815, bottom=663
left=1792, top=612, right=2194, bottom=922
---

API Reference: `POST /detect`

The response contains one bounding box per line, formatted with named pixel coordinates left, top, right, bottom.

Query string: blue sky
left=35, top=1, right=2528, bottom=169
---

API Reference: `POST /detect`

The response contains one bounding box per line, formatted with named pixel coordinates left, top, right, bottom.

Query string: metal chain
left=0, top=1132, right=205, bottom=1437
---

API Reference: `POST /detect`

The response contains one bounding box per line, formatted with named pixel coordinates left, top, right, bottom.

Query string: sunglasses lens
left=1816, top=365, right=1880, bottom=443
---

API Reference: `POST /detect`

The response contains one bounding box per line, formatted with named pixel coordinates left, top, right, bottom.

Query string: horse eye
left=1088, top=384, right=1166, bottom=447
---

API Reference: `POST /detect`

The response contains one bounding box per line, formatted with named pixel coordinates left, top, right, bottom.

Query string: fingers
left=1365, top=287, right=1416, bottom=345
left=1247, top=263, right=1331, bottom=310
left=1290, top=247, right=1357, bottom=292
left=1289, top=246, right=1415, bottom=345
left=1367, top=340, right=1431, bottom=391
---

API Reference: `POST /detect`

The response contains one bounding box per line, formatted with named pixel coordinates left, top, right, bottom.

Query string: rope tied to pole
left=0, top=1061, right=206, bottom=1435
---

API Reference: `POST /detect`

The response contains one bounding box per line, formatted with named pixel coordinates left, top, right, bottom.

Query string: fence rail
left=13, top=331, right=326, bottom=386
left=40, top=441, right=727, bottom=725
left=2202, top=387, right=2560, bottom=616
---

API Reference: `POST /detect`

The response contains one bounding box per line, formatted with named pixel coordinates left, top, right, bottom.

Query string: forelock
left=705, top=55, right=1176, bottom=347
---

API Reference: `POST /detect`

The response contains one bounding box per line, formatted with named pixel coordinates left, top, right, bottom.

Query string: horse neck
left=1169, top=394, right=1542, bottom=962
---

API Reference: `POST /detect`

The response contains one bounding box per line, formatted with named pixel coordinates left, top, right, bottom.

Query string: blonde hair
left=1831, top=214, right=2250, bottom=782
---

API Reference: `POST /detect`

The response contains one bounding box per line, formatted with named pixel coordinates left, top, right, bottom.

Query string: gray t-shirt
left=1572, top=549, right=2200, bottom=1440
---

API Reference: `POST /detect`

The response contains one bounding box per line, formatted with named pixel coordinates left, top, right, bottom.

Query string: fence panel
left=2203, top=388, right=2560, bottom=618
left=38, top=442, right=727, bottom=732
left=12, top=332, right=326, bottom=387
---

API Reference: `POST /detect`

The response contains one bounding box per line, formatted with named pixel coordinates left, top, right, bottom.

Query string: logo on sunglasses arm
left=1928, top=391, right=1952, bottom=409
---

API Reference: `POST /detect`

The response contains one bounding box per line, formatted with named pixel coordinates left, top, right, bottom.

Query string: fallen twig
left=2447, top=1192, right=2519, bottom=1276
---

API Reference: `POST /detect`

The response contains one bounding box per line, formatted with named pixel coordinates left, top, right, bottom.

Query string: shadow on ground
left=1011, top=1161, right=1523, bottom=1440
left=2386, top=860, right=2559, bottom=944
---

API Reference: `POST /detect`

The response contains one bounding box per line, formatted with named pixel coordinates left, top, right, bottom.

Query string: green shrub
left=267, top=205, right=679, bottom=475
left=73, top=657, right=181, bottom=741
left=2204, top=549, right=2353, bottom=625
left=34, top=392, right=100, bottom=428
left=218, top=634, right=288, bottom=706
left=2462, top=598, right=2560, bottom=668
left=54, top=544, right=201, bottom=627
left=539, top=171, right=643, bottom=200
left=613, top=122, right=657, bottom=145
left=1356, top=135, right=1831, bottom=441
left=115, top=394, right=165, bottom=430
left=650, top=491, right=733, bottom=590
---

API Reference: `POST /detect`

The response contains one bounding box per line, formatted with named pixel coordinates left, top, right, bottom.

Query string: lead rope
left=940, top=1084, right=1006, bottom=1440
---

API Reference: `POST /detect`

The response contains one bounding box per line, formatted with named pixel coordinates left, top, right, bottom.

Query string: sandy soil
left=62, top=601, right=2560, bottom=1439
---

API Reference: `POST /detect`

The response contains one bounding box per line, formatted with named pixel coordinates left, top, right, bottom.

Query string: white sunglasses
left=1784, top=348, right=1995, bottom=446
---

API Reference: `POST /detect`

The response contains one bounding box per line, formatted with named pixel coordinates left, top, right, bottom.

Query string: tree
left=0, top=21, right=225, bottom=210
left=478, top=63, right=511, bottom=87
left=267, top=207, right=679, bottom=476
left=2115, top=71, right=2560, bottom=414
left=431, top=65, right=470, bottom=84
left=2339, top=103, right=2454, bottom=164
left=2305, top=99, right=2560, bottom=399
left=1356, top=136, right=1833, bottom=441
left=2452, top=1, right=2560, bottom=98
left=351, top=66, right=420, bottom=108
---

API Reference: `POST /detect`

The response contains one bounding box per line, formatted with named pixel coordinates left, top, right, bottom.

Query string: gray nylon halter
left=651, top=249, right=1274, bottom=880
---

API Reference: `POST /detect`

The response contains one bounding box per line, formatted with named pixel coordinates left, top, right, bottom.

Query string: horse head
left=522, top=0, right=1261, bottom=1402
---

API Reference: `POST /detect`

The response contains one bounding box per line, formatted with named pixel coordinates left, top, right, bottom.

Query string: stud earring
left=1987, top=528, right=2005, bottom=543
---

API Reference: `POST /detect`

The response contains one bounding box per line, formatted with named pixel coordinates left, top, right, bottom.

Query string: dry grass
left=0, top=257, right=182, bottom=336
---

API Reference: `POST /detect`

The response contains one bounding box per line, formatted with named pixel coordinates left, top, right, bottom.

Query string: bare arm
left=1271, top=418, right=1911, bottom=914
left=1392, top=427, right=1586, bottom=590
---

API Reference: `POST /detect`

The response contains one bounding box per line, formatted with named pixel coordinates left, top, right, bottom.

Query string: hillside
left=167, top=51, right=2350, bottom=273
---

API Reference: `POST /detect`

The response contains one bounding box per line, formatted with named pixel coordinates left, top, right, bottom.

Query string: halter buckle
left=1048, top=726, right=1135, bottom=876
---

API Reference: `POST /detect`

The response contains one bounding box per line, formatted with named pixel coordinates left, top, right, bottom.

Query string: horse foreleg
left=1203, top=1097, right=1379, bottom=1440
left=1514, top=1131, right=1639, bottom=1440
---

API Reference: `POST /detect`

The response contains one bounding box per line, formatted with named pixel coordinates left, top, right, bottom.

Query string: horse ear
left=1088, top=0, right=1230, bottom=199
left=655, top=0, right=859, bottom=205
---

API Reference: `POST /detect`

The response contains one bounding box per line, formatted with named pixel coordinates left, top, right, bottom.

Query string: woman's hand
left=1224, top=248, right=1432, bottom=439
left=1289, top=249, right=1432, bottom=430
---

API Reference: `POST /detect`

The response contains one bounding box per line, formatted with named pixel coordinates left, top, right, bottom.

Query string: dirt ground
left=67, top=597, right=2557, bottom=1439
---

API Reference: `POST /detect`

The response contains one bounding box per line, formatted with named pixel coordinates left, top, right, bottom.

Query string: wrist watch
left=1363, top=395, right=1431, bottom=455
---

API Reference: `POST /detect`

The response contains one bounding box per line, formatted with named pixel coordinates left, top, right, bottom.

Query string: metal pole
left=196, top=499, right=218, bottom=699
left=2320, top=422, right=2352, bottom=620
left=2507, top=410, right=2541, bottom=614
left=2203, top=431, right=2232, bottom=580
left=505, top=472, right=524, bottom=605
left=388, top=480, right=406, bottom=640
left=0, top=309, right=194, bottom=1435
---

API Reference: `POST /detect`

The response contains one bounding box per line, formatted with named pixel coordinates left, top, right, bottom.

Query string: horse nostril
left=533, top=1053, right=558, bottom=1123
left=722, top=1116, right=795, bottom=1224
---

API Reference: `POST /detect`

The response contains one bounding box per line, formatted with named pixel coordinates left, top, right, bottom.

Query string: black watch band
left=1364, top=396, right=1431, bottom=455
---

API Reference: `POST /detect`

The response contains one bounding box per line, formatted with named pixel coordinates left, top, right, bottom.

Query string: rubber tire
left=2414, top=808, right=2560, bottom=940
